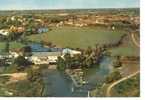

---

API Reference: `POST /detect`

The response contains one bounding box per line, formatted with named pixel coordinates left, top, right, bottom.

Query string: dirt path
left=0, top=73, right=27, bottom=84
left=106, top=70, right=140, bottom=97
left=131, top=33, right=140, bottom=48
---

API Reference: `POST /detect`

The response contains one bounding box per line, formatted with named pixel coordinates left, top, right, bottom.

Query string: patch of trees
left=113, top=56, right=122, bottom=68
left=8, top=32, right=24, bottom=41
left=21, top=46, right=32, bottom=56
left=105, top=70, right=122, bottom=84
left=114, top=74, right=139, bottom=96
left=7, top=67, right=44, bottom=97
left=102, top=34, right=127, bottom=49
left=57, top=45, right=106, bottom=71
left=14, top=56, right=32, bottom=71
left=0, top=59, right=5, bottom=67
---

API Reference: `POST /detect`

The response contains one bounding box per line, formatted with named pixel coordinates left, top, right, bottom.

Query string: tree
left=26, top=68, right=42, bottom=81
left=64, top=53, right=72, bottom=69
left=113, top=56, right=122, bottom=68
left=57, top=56, right=66, bottom=71
left=22, top=46, right=32, bottom=56
left=85, top=46, right=93, bottom=55
left=4, top=40, right=9, bottom=52
left=14, top=56, right=31, bottom=69
left=105, top=71, right=122, bottom=83
left=0, top=59, right=5, bottom=67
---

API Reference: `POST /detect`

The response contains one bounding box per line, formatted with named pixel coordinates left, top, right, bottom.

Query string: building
left=9, top=51, right=20, bottom=58
left=37, top=27, right=49, bottom=33
left=0, top=53, right=13, bottom=65
left=10, top=26, right=25, bottom=33
left=28, top=48, right=81, bottom=65
left=29, top=52, right=61, bottom=65
left=62, top=48, right=81, bottom=57
left=0, top=29, right=9, bottom=36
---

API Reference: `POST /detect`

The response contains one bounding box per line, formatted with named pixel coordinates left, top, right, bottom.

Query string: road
left=106, top=70, right=140, bottom=97
left=105, top=32, right=140, bottom=97
left=131, top=33, right=139, bottom=48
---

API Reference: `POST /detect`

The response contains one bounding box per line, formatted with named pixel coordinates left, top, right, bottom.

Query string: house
left=0, top=29, right=9, bottom=36
left=17, top=27, right=25, bottom=33
left=62, top=48, right=81, bottom=57
left=9, top=51, right=20, bottom=58
left=28, top=48, right=81, bottom=65
left=11, top=16, right=16, bottom=21
left=10, top=26, right=25, bottom=33
left=29, top=52, right=61, bottom=65
left=0, top=53, right=13, bottom=65
left=37, top=27, right=49, bottom=33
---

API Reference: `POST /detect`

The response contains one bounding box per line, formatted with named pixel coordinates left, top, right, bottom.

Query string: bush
left=105, top=71, right=122, bottom=83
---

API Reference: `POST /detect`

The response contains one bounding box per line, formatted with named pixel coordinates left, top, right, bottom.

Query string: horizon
left=0, top=0, right=139, bottom=10
left=0, top=7, right=140, bottom=11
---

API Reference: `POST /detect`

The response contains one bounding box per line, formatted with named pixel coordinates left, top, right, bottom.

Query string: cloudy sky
left=0, top=0, right=139, bottom=10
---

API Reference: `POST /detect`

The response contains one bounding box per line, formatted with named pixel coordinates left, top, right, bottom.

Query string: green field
left=109, top=37, right=139, bottom=56
left=0, top=42, right=25, bottom=52
left=26, top=26, right=125, bottom=49
left=0, top=42, right=5, bottom=51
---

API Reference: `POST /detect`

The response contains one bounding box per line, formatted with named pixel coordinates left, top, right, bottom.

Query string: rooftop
left=32, top=52, right=61, bottom=57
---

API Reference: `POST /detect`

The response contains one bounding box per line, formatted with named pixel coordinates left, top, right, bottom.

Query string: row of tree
left=57, top=45, right=106, bottom=71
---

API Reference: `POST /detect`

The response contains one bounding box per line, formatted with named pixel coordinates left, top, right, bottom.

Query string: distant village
left=0, top=11, right=139, bottom=37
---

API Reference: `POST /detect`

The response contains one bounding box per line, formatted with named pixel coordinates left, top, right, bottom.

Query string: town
left=0, top=8, right=140, bottom=97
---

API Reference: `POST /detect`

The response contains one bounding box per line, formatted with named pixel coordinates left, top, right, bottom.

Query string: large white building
left=29, top=52, right=62, bottom=65
left=62, top=48, right=81, bottom=57
left=28, top=48, right=81, bottom=65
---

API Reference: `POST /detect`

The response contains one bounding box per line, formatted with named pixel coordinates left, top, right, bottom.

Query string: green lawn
left=26, top=26, right=125, bottom=49
left=0, top=42, right=6, bottom=52
left=0, top=42, right=25, bottom=52
left=9, top=42, right=25, bottom=50
left=109, top=37, right=139, bottom=56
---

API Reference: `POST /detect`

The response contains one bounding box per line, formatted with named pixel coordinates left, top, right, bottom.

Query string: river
left=42, top=56, right=113, bottom=97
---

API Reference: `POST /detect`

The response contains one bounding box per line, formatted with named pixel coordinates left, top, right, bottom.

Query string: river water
left=42, top=56, right=113, bottom=97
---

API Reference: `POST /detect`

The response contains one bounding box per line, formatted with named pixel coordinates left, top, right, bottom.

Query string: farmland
left=26, top=26, right=124, bottom=48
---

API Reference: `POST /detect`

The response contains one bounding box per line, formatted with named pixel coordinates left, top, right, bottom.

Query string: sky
left=0, top=0, right=140, bottom=10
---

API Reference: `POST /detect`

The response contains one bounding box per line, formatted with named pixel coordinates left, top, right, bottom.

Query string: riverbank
left=41, top=56, right=114, bottom=97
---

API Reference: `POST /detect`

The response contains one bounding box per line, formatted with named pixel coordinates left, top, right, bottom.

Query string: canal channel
left=42, top=56, right=114, bottom=97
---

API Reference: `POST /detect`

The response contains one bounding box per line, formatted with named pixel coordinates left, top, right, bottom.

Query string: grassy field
left=0, top=42, right=25, bottom=52
left=109, top=36, right=139, bottom=56
left=26, top=26, right=125, bottom=49
left=0, top=42, right=5, bottom=52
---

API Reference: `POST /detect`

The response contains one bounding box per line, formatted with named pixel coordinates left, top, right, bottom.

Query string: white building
left=28, top=49, right=81, bottom=65
left=29, top=52, right=61, bottom=65
left=9, top=51, right=20, bottom=58
left=0, top=29, right=9, bottom=36
left=62, top=48, right=81, bottom=57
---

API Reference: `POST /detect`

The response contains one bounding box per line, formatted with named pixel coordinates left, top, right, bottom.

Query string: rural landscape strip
left=106, top=70, right=140, bottom=97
